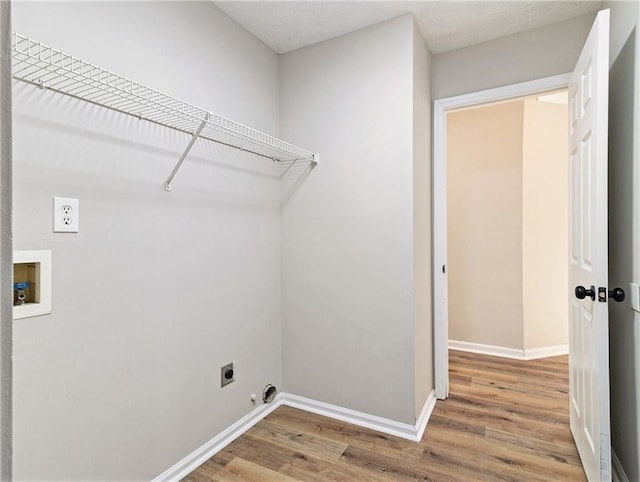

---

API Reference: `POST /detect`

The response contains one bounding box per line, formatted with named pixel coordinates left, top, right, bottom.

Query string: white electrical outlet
left=53, top=197, right=79, bottom=233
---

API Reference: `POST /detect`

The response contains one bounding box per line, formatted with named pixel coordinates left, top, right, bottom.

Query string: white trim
left=524, top=344, right=569, bottom=360
left=449, top=340, right=568, bottom=360
left=612, top=449, right=630, bottom=482
left=414, top=390, right=437, bottom=441
left=449, top=340, right=526, bottom=359
left=280, top=390, right=437, bottom=443
left=152, top=396, right=284, bottom=482
left=433, top=73, right=572, bottom=400
left=153, top=391, right=438, bottom=480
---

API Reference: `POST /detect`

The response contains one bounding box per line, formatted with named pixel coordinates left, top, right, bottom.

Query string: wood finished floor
left=184, top=351, right=586, bottom=481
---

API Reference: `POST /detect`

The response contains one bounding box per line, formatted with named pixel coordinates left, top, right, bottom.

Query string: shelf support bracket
left=164, top=112, right=210, bottom=191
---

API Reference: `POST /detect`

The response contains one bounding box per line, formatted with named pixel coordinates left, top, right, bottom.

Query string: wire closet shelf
left=11, top=33, right=319, bottom=190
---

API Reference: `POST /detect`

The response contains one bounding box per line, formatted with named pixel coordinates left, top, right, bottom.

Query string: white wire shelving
left=11, top=33, right=318, bottom=190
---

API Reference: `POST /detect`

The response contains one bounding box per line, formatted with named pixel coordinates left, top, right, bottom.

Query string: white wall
left=522, top=98, right=568, bottom=350
left=447, top=102, right=525, bottom=349
left=605, top=1, right=640, bottom=480
left=12, top=2, right=282, bottom=480
left=0, top=1, right=12, bottom=479
left=432, top=14, right=596, bottom=100
left=412, top=19, right=433, bottom=419
left=447, top=98, right=568, bottom=352
left=280, top=15, right=429, bottom=424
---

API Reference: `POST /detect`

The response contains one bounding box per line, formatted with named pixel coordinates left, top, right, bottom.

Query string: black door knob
left=575, top=285, right=595, bottom=300
left=609, top=287, right=625, bottom=302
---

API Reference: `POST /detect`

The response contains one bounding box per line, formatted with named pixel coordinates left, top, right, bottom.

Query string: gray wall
left=432, top=14, right=596, bottom=99
left=412, top=19, right=433, bottom=419
left=9, top=2, right=625, bottom=480
left=280, top=15, right=428, bottom=424
left=12, top=2, right=282, bottom=480
left=605, top=1, right=640, bottom=480
left=0, top=1, right=12, bottom=480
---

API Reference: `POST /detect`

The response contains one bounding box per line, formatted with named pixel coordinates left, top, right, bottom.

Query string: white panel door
left=568, top=9, right=611, bottom=481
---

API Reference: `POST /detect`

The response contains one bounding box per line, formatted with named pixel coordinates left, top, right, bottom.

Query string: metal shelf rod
left=164, top=113, right=210, bottom=192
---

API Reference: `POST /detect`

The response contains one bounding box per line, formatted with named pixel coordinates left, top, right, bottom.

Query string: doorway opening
left=432, top=12, right=611, bottom=480
left=446, top=91, right=569, bottom=360
left=433, top=74, right=570, bottom=399
left=431, top=78, right=586, bottom=479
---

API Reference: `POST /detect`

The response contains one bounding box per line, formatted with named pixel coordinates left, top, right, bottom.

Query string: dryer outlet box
left=221, top=362, right=235, bottom=387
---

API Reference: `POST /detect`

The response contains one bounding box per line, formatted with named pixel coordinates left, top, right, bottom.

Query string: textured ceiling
left=214, top=1, right=603, bottom=54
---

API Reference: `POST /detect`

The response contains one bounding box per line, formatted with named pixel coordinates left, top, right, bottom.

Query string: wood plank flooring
left=185, top=351, right=586, bottom=481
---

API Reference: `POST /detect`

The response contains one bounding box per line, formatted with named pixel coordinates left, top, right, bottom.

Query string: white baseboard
left=524, top=344, right=569, bottom=360
left=153, top=390, right=438, bottom=480
left=281, top=390, right=436, bottom=443
left=152, top=396, right=283, bottom=482
left=612, top=449, right=629, bottom=482
left=449, top=340, right=525, bottom=359
left=414, top=390, right=437, bottom=441
left=449, top=340, right=568, bottom=361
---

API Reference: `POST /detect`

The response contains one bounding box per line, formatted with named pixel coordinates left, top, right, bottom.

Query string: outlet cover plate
left=53, top=197, right=79, bottom=233
left=630, top=283, right=640, bottom=312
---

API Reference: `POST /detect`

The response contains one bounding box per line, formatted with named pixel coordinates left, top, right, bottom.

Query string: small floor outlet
left=221, top=362, right=235, bottom=387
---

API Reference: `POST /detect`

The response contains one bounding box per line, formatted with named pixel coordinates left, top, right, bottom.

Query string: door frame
left=0, top=1, right=12, bottom=478
left=433, top=73, right=572, bottom=400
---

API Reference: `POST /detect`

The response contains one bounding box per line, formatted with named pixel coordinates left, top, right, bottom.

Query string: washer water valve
left=14, top=282, right=30, bottom=306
